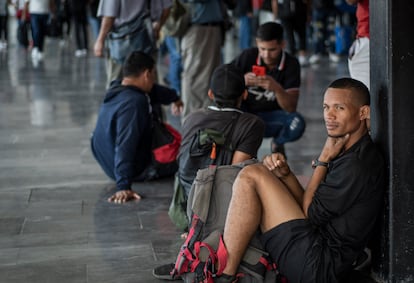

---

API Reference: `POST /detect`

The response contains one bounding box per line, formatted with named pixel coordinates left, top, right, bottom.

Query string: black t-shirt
left=308, top=134, right=385, bottom=280
left=178, top=107, right=265, bottom=191
left=231, top=48, right=300, bottom=113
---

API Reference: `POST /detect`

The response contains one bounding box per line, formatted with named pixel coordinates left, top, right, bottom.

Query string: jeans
left=311, top=8, right=337, bottom=54
left=164, top=36, right=182, bottom=94
left=257, top=110, right=306, bottom=145
left=238, top=16, right=252, bottom=50
left=30, top=13, right=49, bottom=51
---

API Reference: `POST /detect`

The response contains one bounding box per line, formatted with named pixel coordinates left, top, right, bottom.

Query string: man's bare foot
left=108, top=189, right=141, bottom=203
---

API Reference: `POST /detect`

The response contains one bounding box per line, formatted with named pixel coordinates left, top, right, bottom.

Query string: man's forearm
left=273, top=86, right=299, bottom=113
left=279, top=172, right=304, bottom=207
left=97, top=16, right=115, bottom=43
left=303, top=166, right=327, bottom=216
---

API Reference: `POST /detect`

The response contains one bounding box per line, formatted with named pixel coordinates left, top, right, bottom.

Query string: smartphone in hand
left=252, top=65, right=266, bottom=76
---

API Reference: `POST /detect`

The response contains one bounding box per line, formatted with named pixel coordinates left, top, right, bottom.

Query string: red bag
left=144, top=120, right=181, bottom=181
left=152, top=122, right=181, bottom=164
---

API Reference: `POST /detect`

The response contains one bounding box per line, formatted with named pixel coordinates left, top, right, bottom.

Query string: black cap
left=210, top=64, right=246, bottom=103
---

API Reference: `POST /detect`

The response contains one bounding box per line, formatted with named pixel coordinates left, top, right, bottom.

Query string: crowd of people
left=2, top=0, right=381, bottom=282
left=0, top=0, right=101, bottom=58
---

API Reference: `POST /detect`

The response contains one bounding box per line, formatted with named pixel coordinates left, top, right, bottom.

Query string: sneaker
left=0, top=41, right=7, bottom=50
left=309, top=54, right=321, bottom=65
left=152, top=263, right=181, bottom=281
left=75, top=49, right=84, bottom=57
left=298, top=55, right=308, bottom=67
left=31, top=47, right=39, bottom=59
left=59, top=39, right=66, bottom=47
left=329, top=53, right=340, bottom=63
left=37, top=51, right=44, bottom=61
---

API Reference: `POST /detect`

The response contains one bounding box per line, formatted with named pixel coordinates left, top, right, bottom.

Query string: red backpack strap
left=172, top=215, right=202, bottom=277
left=215, top=235, right=228, bottom=276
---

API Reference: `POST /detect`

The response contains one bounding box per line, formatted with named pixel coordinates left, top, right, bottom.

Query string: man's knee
left=236, top=163, right=270, bottom=187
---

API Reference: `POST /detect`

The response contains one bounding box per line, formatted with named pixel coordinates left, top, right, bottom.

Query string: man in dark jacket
left=91, top=51, right=182, bottom=203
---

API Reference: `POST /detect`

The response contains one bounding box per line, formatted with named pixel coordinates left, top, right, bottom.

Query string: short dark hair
left=122, top=51, right=155, bottom=78
left=256, top=22, right=284, bottom=42
left=328, top=77, right=370, bottom=106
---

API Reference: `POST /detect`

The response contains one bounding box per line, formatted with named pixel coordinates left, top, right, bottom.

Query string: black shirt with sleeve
left=308, top=134, right=385, bottom=281
left=231, top=48, right=300, bottom=112
left=178, top=107, right=265, bottom=194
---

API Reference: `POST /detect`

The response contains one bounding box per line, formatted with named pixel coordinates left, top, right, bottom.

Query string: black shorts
left=261, top=219, right=322, bottom=283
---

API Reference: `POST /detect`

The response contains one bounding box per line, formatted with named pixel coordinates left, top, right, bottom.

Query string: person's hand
left=108, top=189, right=141, bottom=203
left=244, top=72, right=259, bottom=87
left=152, top=21, right=161, bottom=40
left=94, top=39, right=104, bottom=57
left=254, top=75, right=278, bottom=92
left=245, top=73, right=279, bottom=92
left=171, top=100, right=183, bottom=116
left=319, top=134, right=350, bottom=162
left=262, top=153, right=290, bottom=178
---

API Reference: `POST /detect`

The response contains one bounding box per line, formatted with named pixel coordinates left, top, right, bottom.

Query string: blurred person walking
left=69, top=0, right=88, bottom=57
left=0, top=0, right=11, bottom=50
left=24, top=0, right=56, bottom=61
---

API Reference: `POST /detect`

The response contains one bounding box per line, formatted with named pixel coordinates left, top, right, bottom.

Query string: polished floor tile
left=0, top=18, right=355, bottom=282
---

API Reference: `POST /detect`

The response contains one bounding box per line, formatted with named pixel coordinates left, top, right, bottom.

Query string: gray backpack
left=171, top=160, right=287, bottom=283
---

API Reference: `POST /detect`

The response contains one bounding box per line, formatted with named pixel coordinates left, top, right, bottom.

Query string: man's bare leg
left=222, top=163, right=305, bottom=276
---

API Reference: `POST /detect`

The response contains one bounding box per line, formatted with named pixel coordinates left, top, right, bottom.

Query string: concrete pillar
left=370, top=1, right=414, bottom=282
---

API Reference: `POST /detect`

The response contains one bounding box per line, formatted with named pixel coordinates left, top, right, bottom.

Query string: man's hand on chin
left=108, top=190, right=141, bottom=203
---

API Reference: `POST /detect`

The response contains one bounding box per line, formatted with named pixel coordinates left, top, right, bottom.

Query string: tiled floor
left=0, top=19, right=359, bottom=283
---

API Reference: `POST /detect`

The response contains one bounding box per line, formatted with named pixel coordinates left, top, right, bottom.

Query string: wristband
left=312, top=159, right=329, bottom=169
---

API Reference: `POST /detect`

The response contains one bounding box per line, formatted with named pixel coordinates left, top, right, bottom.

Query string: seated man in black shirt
left=215, top=78, right=385, bottom=283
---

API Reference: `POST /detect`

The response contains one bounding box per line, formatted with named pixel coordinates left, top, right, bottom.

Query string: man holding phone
left=231, top=22, right=305, bottom=156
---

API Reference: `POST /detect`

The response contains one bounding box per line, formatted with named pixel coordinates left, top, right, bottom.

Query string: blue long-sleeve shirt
left=91, top=81, right=179, bottom=191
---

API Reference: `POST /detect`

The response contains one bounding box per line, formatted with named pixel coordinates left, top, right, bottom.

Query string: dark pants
left=0, top=14, right=8, bottom=41
left=30, top=13, right=49, bottom=51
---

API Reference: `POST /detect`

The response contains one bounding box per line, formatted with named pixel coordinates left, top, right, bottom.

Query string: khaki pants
left=181, top=25, right=222, bottom=118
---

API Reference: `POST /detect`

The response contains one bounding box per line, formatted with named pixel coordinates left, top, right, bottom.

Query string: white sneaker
left=59, top=39, right=66, bottom=47
left=309, top=54, right=322, bottom=64
left=75, top=49, right=87, bottom=57
left=329, top=53, right=340, bottom=63
left=298, top=55, right=308, bottom=67
left=31, top=47, right=39, bottom=59
left=0, top=41, right=7, bottom=50
left=37, top=51, right=44, bottom=61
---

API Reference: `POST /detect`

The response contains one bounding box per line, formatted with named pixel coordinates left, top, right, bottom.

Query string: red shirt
left=356, top=0, right=369, bottom=38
